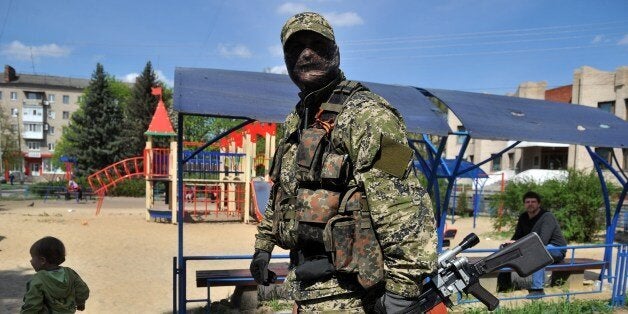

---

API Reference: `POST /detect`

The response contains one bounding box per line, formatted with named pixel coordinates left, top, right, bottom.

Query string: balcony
left=23, top=130, right=44, bottom=140
left=23, top=99, right=45, bottom=106
left=22, top=106, right=44, bottom=123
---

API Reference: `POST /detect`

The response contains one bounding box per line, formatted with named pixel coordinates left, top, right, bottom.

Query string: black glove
left=294, top=257, right=335, bottom=282
left=250, top=249, right=276, bottom=286
left=374, top=291, right=420, bottom=314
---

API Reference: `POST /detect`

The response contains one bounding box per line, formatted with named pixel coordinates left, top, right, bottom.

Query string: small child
left=21, top=236, right=89, bottom=314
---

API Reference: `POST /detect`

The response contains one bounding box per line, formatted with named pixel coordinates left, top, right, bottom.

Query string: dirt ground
left=0, top=197, right=620, bottom=313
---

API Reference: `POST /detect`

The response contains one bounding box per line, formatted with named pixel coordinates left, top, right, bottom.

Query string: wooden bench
left=196, top=262, right=289, bottom=312
left=469, top=257, right=607, bottom=293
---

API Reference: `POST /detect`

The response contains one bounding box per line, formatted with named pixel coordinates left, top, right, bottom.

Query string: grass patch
left=480, top=230, right=513, bottom=241
left=463, top=299, right=612, bottom=314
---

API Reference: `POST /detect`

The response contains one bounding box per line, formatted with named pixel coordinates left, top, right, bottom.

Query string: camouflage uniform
left=254, top=12, right=437, bottom=312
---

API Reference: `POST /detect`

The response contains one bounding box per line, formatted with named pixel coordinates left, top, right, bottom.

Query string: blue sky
left=1, top=0, right=627, bottom=95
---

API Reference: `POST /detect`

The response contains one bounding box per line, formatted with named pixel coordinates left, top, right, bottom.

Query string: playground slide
left=251, top=180, right=272, bottom=221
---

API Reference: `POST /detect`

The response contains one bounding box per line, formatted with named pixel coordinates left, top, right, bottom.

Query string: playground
left=0, top=197, right=621, bottom=314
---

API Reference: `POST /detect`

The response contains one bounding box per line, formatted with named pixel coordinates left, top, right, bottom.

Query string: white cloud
left=618, top=34, right=628, bottom=46
left=1, top=40, right=71, bottom=60
left=122, top=72, right=139, bottom=83
left=217, top=43, right=252, bottom=58
left=268, top=44, right=284, bottom=57
left=155, top=70, right=174, bottom=87
left=263, top=65, right=288, bottom=75
left=277, top=2, right=309, bottom=15
left=121, top=70, right=173, bottom=87
left=324, top=11, right=364, bottom=27
left=276, top=3, right=364, bottom=28
left=592, top=35, right=604, bottom=44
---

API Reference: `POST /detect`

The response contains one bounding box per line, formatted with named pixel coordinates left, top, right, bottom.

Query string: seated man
left=68, top=178, right=83, bottom=201
left=502, top=191, right=567, bottom=297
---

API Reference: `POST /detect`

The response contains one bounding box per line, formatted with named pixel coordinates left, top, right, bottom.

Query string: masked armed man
left=250, top=12, right=437, bottom=313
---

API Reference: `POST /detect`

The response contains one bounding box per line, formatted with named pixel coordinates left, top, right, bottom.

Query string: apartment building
left=0, top=65, right=89, bottom=181
left=445, top=65, right=628, bottom=176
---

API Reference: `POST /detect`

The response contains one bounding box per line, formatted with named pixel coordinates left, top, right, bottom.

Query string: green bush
left=457, top=188, right=469, bottom=216
left=490, top=169, right=619, bottom=243
left=106, top=178, right=146, bottom=197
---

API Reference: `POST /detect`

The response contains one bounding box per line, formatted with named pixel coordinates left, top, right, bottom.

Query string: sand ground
left=0, top=197, right=619, bottom=313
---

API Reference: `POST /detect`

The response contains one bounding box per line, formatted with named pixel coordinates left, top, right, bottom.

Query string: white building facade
left=0, top=65, right=89, bottom=181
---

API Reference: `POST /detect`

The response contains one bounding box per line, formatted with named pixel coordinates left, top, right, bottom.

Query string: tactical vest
left=268, top=81, right=384, bottom=289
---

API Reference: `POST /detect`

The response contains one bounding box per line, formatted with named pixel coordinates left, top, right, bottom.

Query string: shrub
left=106, top=178, right=146, bottom=197
left=457, top=188, right=469, bottom=216
left=490, top=169, right=619, bottom=243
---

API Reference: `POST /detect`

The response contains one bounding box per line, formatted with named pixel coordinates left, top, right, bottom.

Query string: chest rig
left=268, top=80, right=384, bottom=289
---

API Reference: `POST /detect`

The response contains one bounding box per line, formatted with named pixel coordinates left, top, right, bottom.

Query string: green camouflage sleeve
left=334, top=92, right=438, bottom=298
left=254, top=189, right=277, bottom=253
left=254, top=111, right=300, bottom=253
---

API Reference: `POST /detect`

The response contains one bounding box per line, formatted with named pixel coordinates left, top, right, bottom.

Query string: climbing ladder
left=87, top=157, right=145, bottom=214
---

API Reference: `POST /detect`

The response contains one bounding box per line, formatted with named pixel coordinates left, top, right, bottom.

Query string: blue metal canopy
left=414, top=159, right=488, bottom=179
left=422, top=88, right=628, bottom=148
left=174, top=67, right=451, bottom=136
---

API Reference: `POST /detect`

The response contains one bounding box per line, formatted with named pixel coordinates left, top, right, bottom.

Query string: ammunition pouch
left=323, top=189, right=385, bottom=289
left=272, top=187, right=298, bottom=249
left=296, top=128, right=328, bottom=182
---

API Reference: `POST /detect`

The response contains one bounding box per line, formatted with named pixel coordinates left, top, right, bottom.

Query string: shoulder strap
left=314, top=80, right=368, bottom=133
left=323, top=80, right=369, bottom=113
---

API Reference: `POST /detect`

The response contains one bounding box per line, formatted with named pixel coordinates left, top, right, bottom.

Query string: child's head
left=29, top=236, right=66, bottom=271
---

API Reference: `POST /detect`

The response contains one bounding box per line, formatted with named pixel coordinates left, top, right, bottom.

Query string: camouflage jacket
left=254, top=75, right=437, bottom=300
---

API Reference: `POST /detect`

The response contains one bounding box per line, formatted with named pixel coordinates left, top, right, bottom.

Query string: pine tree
left=59, top=63, right=125, bottom=176
left=123, top=61, right=167, bottom=157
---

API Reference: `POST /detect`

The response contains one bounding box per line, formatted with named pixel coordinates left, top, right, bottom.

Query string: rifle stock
left=417, top=232, right=553, bottom=313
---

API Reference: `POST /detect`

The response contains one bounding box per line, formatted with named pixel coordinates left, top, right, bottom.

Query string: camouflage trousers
left=295, top=292, right=376, bottom=313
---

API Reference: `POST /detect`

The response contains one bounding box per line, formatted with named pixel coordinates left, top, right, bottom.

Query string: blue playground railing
left=458, top=243, right=628, bottom=307
left=174, top=244, right=628, bottom=313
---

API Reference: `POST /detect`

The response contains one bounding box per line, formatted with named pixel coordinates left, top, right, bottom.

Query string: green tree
left=0, top=106, right=20, bottom=173
left=56, top=63, right=125, bottom=176
left=123, top=61, right=167, bottom=157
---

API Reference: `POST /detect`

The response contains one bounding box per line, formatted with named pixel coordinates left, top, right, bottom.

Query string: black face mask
left=284, top=30, right=340, bottom=93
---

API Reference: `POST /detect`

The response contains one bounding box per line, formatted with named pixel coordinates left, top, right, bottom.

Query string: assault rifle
left=415, top=232, right=554, bottom=313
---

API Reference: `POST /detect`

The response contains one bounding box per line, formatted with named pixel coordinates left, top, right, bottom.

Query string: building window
left=48, top=94, right=55, bottom=102
left=27, top=141, right=41, bottom=150
left=10, top=92, right=17, bottom=100
left=62, top=111, right=70, bottom=119
left=491, top=155, right=502, bottom=172
left=595, top=147, right=613, bottom=168
left=78, top=95, right=84, bottom=103
left=26, top=124, right=42, bottom=132
left=43, top=158, right=53, bottom=172
left=508, top=152, right=515, bottom=170
left=597, top=101, right=615, bottom=114
left=457, top=126, right=466, bottom=144
left=11, top=108, right=18, bottom=117
left=11, top=124, right=18, bottom=132
left=48, top=126, right=55, bottom=135
left=63, top=95, right=70, bottom=104
left=47, top=143, right=55, bottom=151
left=533, top=156, right=539, bottom=167
left=48, top=111, right=55, bottom=119
left=26, top=92, right=43, bottom=100
left=0, top=91, right=2, bottom=99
